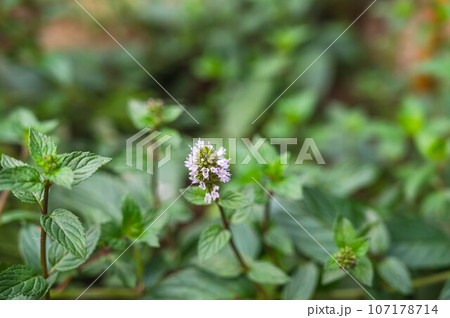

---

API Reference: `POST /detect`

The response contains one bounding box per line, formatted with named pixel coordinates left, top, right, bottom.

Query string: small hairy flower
left=185, top=139, right=231, bottom=203
left=335, top=246, right=358, bottom=270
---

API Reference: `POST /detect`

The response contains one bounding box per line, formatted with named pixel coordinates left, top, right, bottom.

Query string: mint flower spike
left=185, top=139, right=231, bottom=203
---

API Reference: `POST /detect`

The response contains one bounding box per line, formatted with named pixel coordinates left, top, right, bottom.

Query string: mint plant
left=182, top=140, right=289, bottom=299
left=128, top=98, right=182, bottom=208
left=0, top=128, right=110, bottom=299
left=323, top=216, right=372, bottom=286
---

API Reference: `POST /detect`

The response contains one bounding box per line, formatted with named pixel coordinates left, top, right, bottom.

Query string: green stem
left=40, top=183, right=51, bottom=300
left=217, top=203, right=269, bottom=299
left=413, top=269, right=450, bottom=288
left=261, top=193, right=272, bottom=235
left=152, top=149, right=161, bottom=209
left=133, top=246, right=145, bottom=295
left=217, top=203, right=248, bottom=271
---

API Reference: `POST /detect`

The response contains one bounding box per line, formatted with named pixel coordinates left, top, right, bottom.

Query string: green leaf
left=439, top=279, right=450, bottom=300
left=1, top=154, right=26, bottom=168
left=49, top=226, right=101, bottom=272
left=218, top=191, right=249, bottom=210
left=1, top=155, right=43, bottom=203
left=269, top=174, right=303, bottom=200
left=58, top=151, right=111, bottom=185
left=349, top=238, right=369, bottom=257
left=247, top=261, right=289, bottom=285
left=163, top=105, right=182, bottom=124
left=334, top=216, right=357, bottom=248
left=282, top=262, right=319, bottom=300
left=198, top=225, right=231, bottom=262
left=321, top=267, right=346, bottom=285
left=377, top=257, right=412, bottom=295
left=350, top=256, right=373, bottom=287
left=45, top=166, right=74, bottom=189
left=28, top=128, right=57, bottom=168
left=11, top=189, right=44, bottom=205
left=196, top=249, right=242, bottom=278
left=181, top=187, right=209, bottom=205
left=152, top=268, right=254, bottom=300
left=0, top=166, right=43, bottom=192
left=265, top=226, right=294, bottom=254
left=368, top=221, right=390, bottom=255
left=127, top=99, right=151, bottom=129
left=19, top=225, right=48, bottom=272
left=0, top=265, right=47, bottom=300
left=0, top=209, right=40, bottom=225
left=231, top=205, right=253, bottom=224
left=41, top=209, right=86, bottom=259
left=121, top=196, right=144, bottom=238
left=389, top=217, right=450, bottom=269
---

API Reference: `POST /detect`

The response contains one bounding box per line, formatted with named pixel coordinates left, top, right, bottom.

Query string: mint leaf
left=377, top=257, right=412, bottom=295
left=163, top=105, right=182, bottom=124
left=11, top=189, right=44, bottom=205
left=58, top=151, right=111, bottom=185
left=247, top=261, right=289, bottom=285
left=0, top=265, right=47, bottom=300
left=19, top=225, right=47, bottom=272
left=1, top=154, right=26, bottom=168
left=265, top=226, right=294, bottom=255
left=121, top=196, right=143, bottom=238
left=181, top=187, right=209, bottom=205
left=44, top=166, right=74, bottom=189
left=41, top=209, right=87, bottom=259
left=0, top=166, right=43, bottom=192
left=282, top=262, right=319, bottom=300
left=198, top=225, right=231, bottom=262
left=350, top=256, right=373, bottom=287
left=334, top=216, right=357, bottom=248
left=49, top=226, right=100, bottom=272
left=218, top=191, right=249, bottom=210
left=28, top=128, right=57, bottom=168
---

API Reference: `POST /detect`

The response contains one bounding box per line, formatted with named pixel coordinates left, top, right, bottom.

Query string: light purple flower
left=185, top=139, right=231, bottom=203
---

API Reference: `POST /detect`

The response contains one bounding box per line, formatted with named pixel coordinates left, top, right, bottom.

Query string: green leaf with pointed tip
left=163, top=105, right=182, bottom=124
left=121, top=196, right=143, bottom=238
left=28, top=128, right=57, bottom=168
left=0, top=265, right=47, bottom=300
left=49, top=226, right=101, bottom=272
left=41, top=209, right=86, bottom=259
left=198, top=225, right=231, bottom=262
left=247, top=261, right=289, bottom=285
left=218, top=191, right=249, bottom=210
left=181, top=187, right=209, bottom=205
left=57, top=151, right=111, bottom=185
left=377, top=257, right=412, bottom=295
left=334, top=216, right=357, bottom=248
left=282, top=262, right=319, bottom=300
left=0, top=166, right=43, bottom=192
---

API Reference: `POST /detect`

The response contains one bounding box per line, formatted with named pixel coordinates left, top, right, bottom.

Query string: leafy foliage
left=0, top=265, right=46, bottom=300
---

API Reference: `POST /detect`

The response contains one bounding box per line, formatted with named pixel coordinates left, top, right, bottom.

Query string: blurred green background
left=0, top=0, right=449, bottom=299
